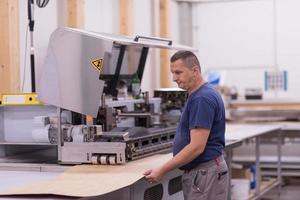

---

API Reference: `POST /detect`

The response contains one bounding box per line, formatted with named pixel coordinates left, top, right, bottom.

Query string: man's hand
left=143, top=128, right=209, bottom=184
left=143, top=167, right=165, bottom=183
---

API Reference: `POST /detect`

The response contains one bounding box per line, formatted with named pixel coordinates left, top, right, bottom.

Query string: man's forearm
left=160, top=143, right=204, bottom=174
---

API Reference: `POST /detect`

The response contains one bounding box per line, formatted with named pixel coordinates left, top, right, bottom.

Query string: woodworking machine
left=36, top=27, right=194, bottom=165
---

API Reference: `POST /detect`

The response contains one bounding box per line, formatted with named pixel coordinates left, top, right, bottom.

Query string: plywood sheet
left=0, top=153, right=172, bottom=197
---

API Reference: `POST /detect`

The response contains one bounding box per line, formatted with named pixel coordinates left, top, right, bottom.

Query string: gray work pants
left=182, top=155, right=229, bottom=200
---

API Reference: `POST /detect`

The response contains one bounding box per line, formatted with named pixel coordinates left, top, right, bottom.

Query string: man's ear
left=192, top=65, right=199, bottom=73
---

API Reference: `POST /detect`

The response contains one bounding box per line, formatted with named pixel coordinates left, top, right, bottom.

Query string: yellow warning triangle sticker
left=91, top=58, right=104, bottom=73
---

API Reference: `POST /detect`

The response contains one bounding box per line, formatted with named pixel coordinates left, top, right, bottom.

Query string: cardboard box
left=232, top=168, right=251, bottom=180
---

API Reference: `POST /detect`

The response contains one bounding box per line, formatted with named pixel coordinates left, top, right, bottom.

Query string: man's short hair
left=170, top=50, right=201, bottom=72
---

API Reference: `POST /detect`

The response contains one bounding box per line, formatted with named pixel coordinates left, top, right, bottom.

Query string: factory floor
left=262, top=177, right=300, bottom=200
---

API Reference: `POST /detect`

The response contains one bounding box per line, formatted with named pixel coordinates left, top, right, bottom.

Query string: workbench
left=233, top=121, right=300, bottom=177
left=225, top=123, right=282, bottom=200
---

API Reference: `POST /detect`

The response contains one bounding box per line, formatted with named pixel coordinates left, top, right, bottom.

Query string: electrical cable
left=22, top=26, right=29, bottom=92
left=36, top=0, right=50, bottom=8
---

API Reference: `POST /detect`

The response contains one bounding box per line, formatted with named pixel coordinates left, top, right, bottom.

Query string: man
left=144, top=50, right=228, bottom=200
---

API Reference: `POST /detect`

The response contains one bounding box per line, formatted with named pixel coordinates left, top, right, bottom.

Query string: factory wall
left=18, top=0, right=300, bottom=99
left=193, top=0, right=300, bottom=99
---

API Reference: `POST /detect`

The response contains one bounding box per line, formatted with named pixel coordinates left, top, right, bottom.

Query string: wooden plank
left=159, top=0, right=171, bottom=88
left=248, top=178, right=277, bottom=199
left=230, top=101, right=300, bottom=110
left=234, top=105, right=300, bottom=110
left=0, top=0, right=20, bottom=94
left=119, top=0, right=133, bottom=36
left=119, top=0, right=134, bottom=74
left=67, top=0, right=85, bottom=28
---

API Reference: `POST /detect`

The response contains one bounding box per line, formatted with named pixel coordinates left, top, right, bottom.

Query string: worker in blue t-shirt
left=144, top=50, right=228, bottom=200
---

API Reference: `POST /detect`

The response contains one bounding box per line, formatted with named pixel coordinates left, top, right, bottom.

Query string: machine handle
left=134, top=35, right=172, bottom=46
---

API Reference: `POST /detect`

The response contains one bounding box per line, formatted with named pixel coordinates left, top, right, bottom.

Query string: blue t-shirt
left=173, top=82, right=225, bottom=170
